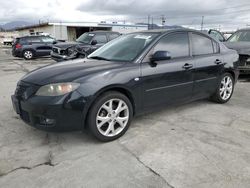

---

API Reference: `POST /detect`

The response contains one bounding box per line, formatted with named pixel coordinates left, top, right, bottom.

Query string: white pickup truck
left=3, top=38, right=13, bottom=45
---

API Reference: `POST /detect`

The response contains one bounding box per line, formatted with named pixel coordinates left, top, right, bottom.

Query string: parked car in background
left=3, top=38, right=14, bottom=45
left=51, top=31, right=120, bottom=62
left=202, top=29, right=226, bottom=42
left=12, top=29, right=239, bottom=141
left=12, top=35, right=58, bottom=60
left=224, top=28, right=250, bottom=74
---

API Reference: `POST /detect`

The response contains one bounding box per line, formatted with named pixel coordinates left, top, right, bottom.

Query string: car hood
left=223, top=42, right=250, bottom=55
left=53, top=41, right=81, bottom=49
left=21, top=59, right=126, bottom=85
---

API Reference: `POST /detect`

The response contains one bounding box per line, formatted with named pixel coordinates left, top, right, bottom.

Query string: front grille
left=52, top=47, right=66, bottom=55
left=15, top=83, right=29, bottom=97
left=15, top=81, right=39, bottom=100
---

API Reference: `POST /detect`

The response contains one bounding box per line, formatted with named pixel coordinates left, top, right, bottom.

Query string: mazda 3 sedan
left=12, top=29, right=239, bottom=141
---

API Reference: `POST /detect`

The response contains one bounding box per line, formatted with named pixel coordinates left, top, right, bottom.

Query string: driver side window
left=153, top=32, right=190, bottom=59
left=93, top=34, right=108, bottom=44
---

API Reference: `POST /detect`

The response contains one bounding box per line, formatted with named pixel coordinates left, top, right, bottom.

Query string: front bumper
left=238, top=55, right=250, bottom=74
left=11, top=90, right=87, bottom=131
left=238, top=66, right=250, bottom=74
left=50, top=51, right=76, bottom=62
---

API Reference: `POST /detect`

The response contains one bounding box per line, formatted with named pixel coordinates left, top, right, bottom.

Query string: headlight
left=36, top=83, right=80, bottom=96
left=67, top=47, right=77, bottom=56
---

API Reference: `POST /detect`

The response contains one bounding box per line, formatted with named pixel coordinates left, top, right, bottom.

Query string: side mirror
left=52, top=41, right=57, bottom=44
left=91, top=40, right=97, bottom=45
left=151, top=51, right=171, bottom=62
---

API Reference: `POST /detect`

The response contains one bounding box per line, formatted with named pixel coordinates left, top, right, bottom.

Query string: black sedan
left=12, top=29, right=239, bottom=141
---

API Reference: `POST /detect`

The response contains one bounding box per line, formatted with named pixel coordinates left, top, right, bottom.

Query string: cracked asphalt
left=0, top=46, right=250, bottom=188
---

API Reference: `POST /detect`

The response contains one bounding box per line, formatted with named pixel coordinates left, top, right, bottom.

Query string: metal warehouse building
left=15, top=22, right=148, bottom=41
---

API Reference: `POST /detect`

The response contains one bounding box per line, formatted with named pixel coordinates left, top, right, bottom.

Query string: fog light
left=39, top=117, right=55, bottom=126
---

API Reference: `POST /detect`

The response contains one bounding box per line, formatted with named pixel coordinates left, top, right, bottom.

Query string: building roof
left=14, top=21, right=148, bottom=31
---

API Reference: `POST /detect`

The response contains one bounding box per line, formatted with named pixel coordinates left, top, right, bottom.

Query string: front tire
left=87, top=91, right=133, bottom=142
left=211, top=73, right=234, bottom=103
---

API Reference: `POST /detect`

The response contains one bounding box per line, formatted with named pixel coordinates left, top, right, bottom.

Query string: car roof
left=132, top=28, right=210, bottom=36
left=88, top=31, right=120, bottom=34
left=236, top=28, right=250, bottom=32
left=17, top=35, right=46, bottom=39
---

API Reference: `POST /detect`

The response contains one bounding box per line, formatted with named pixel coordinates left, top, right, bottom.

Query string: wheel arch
left=22, top=48, right=36, bottom=57
left=225, top=70, right=236, bottom=82
left=83, top=85, right=137, bottom=129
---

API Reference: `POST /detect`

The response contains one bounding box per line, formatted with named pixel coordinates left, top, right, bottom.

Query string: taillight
left=15, top=43, right=22, bottom=49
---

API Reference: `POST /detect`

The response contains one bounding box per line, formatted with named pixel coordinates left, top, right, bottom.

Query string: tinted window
left=153, top=32, right=189, bottom=58
left=192, top=34, right=213, bottom=56
left=109, top=34, right=120, bottom=40
left=94, top=34, right=108, bottom=44
left=209, top=30, right=224, bottom=41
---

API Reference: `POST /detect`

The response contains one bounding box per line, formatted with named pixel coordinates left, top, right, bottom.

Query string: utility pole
left=161, top=15, right=166, bottom=28
left=201, top=16, right=204, bottom=31
left=151, top=17, right=154, bottom=30
left=148, top=15, right=150, bottom=30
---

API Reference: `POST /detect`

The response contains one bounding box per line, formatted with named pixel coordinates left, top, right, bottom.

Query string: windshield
left=88, top=33, right=159, bottom=62
left=76, top=33, right=95, bottom=43
left=228, top=31, right=250, bottom=42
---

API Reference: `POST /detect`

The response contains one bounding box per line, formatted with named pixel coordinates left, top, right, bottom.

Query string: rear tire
left=87, top=91, right=133, bottom=142
left=211, top=73, right=234, bottom=103
left=23, top=50, right=34, bottom=60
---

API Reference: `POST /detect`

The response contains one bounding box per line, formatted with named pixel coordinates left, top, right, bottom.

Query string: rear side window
left=18, top=38, right=27, bottom=44
left=192, top=33, right=213, bottom=56
left=153, top=32, right=190, bottom=58
left=109, top=34, right=120, bottom=41
left=94, top=34, right=108, bottom=44
left=212, top=41, right=219, bottom=53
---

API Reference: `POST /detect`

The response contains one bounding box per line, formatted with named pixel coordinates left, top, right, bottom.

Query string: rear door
left=38, top=36, right=55, bottom=56
left=26, top=37, right=44, bottom=56
left=191, top=32, right=224, bottom=99
left=141, top=32, right=195, bottom=109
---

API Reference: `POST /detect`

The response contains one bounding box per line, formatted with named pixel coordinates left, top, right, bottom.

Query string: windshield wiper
left=89, top=56, right=111, bottom=61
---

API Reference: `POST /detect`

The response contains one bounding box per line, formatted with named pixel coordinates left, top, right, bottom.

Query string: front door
left=141, top=32, right=195, bottom=109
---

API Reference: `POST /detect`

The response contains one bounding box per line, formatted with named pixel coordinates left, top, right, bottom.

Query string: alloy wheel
left=24, top=51, right=33, bottom=59
left=96, top=98, right=129, bottom=137
left=220, top=76, right=233, bottom=101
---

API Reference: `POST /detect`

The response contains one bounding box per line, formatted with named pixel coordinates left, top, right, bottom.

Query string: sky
left=1, top=0, right=250, bottom=30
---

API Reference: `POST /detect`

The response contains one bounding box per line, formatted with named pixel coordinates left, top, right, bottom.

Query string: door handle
left=182, top=63, right=193, bottom=69
left=214, top=59, right=222, bottom=65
